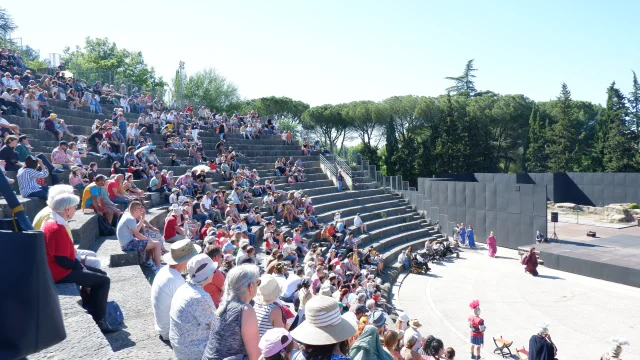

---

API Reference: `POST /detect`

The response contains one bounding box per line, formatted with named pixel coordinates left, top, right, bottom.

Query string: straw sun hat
left=290, top=296, right=356, bottom=345
left=255, top=274, right=281, bottom=305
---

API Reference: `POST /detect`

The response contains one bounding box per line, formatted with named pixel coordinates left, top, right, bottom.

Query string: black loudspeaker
left=550, top=212, right=558, bottom=223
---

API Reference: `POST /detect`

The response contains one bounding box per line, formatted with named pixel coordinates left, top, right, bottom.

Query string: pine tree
left=546, top=83, right=578, bottom=172
left=383, top=118, right=398, bottom=175
left=603, top=82, right=635, bottom=172
left=526, top=105, right=546, bottom=172
left=445, top=60, right=478, bottom=96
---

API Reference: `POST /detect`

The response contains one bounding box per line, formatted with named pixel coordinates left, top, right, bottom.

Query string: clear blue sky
left=5, top=0, right=639, bottom=106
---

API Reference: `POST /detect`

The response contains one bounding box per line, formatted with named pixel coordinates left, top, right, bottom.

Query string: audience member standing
left=150, top=240, right=200, bottom=342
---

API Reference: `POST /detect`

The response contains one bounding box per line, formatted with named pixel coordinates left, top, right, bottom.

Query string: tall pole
left=178, top=61, right=185, bottom=107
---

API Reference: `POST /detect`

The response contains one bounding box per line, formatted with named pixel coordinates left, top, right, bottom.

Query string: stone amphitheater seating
left=14, top=99, right=444, bottom=359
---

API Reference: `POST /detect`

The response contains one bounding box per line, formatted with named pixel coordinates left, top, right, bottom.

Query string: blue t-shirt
left=84, top=186, right=102, bottom=208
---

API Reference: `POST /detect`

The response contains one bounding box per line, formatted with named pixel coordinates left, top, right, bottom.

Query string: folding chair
left=492, top=336, right=513, bottom=358
left=516, top=346, right=529, bottom=360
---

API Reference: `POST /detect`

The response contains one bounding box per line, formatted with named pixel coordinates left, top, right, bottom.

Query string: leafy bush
left=628, top=203, right=639, bottom=209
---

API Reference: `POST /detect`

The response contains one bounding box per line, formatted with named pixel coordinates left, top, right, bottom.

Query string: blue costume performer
left=467, top=226, right=476, bottom=248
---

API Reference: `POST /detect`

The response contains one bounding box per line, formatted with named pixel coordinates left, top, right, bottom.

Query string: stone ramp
left=31, top=284, right=115, bottom=360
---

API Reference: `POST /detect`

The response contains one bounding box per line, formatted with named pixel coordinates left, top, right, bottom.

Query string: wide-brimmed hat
left=370, top=310, right=387, bottom=329
left=255, top=274, right=281, bottom=305
left=162, top=239, right=201, bottom=265
left=170, top=204, right=181, bottom=216
left=186, top=254, right=217, bottom=285
left=290, top=296, right=356, bottom=346
left=408, top=319, right=422, bottom=328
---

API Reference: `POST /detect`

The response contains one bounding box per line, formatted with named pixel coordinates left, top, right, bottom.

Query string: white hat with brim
left=255, top=274, right=282, bottom=305
left=186, top=254, right=218, bottom=285
left=290, top=296, right=356, bottom=346
left=162, top=239, right=201, bottom=265
left=397, top=312, right=410, bottom=323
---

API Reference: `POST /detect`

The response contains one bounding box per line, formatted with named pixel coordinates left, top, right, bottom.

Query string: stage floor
left=531, top=235, right=640, bottom=288
left=393, top=246, right=640, bottom=359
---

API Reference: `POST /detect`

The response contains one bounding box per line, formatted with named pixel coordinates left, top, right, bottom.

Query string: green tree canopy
left=62, top=37, right=165, bottom=94
left=177, top=68, right=240, bottom=111
left=301, top=104, right=349, bottom=153
left=254, top=96, right=310, bottom=123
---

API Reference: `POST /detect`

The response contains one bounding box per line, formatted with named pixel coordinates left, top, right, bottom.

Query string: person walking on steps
left=337, top=169, right=345, bottom=192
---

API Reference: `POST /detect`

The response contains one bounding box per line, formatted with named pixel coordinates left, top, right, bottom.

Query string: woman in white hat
left=203, top=264, right=261, bottom=360
left=169, top=254, right=217, bottom=360
left=395, top=312, right=410, bottom=332
left=255, top=274, right=286, bottom=337
left=290, top=296, right=357, bottom=360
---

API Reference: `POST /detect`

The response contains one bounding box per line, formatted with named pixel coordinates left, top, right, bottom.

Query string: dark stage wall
left=434, top=172, right=640, bottom=207
left=417, top=178, right=547, bottom=249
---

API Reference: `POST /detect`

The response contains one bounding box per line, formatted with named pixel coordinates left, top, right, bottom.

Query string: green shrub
left=628, top=203, right=639, bottom=209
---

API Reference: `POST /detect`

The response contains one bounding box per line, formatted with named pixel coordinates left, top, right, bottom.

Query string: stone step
left=310, top=193, right=398, bottom=215
left=31, top=284, right=115, bottom=360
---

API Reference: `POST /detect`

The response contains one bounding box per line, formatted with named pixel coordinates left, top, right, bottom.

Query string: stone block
left=109, top=251, right=141, bottom=267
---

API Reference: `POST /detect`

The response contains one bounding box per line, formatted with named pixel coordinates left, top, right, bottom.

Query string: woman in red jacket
left=43, top=193, right=119, bottom=333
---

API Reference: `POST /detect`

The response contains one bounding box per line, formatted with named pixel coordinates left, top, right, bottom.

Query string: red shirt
left=469, top=315, right=485, bottom=337
left=107, top=180, right=119, bottom=199
left=204, top=270, right=225, bottom=308
left=164, top=216, right=178, bottom=239
left=200, top=225, right=211, bottom=240
left=208, top=163, right=217, bottom=170
left=43, top=221, right=76, bottom=282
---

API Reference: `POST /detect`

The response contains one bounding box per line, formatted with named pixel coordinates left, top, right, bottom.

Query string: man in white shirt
left=353, top=213, right=368, bottom=234
left=150, top=239, right=200, bottom=342
left=280, top=267, right=304, bottom=303
left=201, top=191, right=223, bottom=223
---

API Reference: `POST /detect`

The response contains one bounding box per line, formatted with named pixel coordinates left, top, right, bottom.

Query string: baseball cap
left=223, top=242, right=236, bottom=252
left=259, top=328, right=292, bottom=358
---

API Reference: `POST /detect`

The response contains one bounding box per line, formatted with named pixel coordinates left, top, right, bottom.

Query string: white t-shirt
left=354, top=216, right=363, bottom=227
left=150, top=266, right=185, bottom=339
left=201, top=196, right=212, bottom=211
left=282, top=243, right=295, bottom=257
left=281, top=273, right=301, bottom=297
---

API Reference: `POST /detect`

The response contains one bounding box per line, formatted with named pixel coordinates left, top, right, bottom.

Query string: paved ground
left=393, top=244, right=640, bottom=359
left=550, top=221, right=640, bottom=241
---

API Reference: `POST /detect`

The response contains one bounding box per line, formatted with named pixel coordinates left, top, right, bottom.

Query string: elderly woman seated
left=42, top=192, right=119, bottom=333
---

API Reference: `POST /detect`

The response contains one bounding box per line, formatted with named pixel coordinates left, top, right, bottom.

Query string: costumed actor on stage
left=601, top=337, right=629, bottom=360
left=528, top=322, right=558, bottom=360
left=468, top=299, right=485, bottom=360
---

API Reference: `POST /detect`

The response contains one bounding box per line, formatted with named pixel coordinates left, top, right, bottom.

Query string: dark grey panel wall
left=419, top=178, right=547, bottom=249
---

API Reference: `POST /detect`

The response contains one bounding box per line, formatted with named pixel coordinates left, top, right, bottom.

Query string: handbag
left=104, top=301, right=124, bottom=329
left=0, top=230, right=66, bottom=359
left=98, top=215, right=115, bottom=236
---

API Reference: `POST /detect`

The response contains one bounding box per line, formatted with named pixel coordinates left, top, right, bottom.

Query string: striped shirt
left=254, top=302, right=276, bottom=337
left=17, top=167, right=49, bottom=197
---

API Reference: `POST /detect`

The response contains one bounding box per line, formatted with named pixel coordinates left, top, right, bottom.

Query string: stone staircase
left=12, top=98, right=446, bottom=358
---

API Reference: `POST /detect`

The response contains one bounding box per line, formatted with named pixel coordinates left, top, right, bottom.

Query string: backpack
left=520, top=255, right=529, bottom=265
left=98, top=215, right=115, bottom=236
left=104, top=301, right=124, bottom=329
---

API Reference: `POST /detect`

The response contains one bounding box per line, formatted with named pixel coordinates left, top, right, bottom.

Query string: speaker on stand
left=550, top=212, right=559, bottom=242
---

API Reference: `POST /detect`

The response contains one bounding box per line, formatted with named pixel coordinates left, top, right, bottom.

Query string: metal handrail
left=319, top=154, right=337, bottom=176
left=334, top=154, right=355, bottom=184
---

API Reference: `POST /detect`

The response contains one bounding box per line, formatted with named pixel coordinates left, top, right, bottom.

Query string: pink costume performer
left=486, top=231, right=497, bottom=257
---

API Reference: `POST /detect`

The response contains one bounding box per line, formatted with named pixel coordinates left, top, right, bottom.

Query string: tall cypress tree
left=526, top=105, right=546, bottom=172
left=383, top=118, right=398, bottom=175
left=629, top=71, right=640, bottom=143
left=546, top=83, right=578, bottom=172
left=603, top=82, right=634, bottom=172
